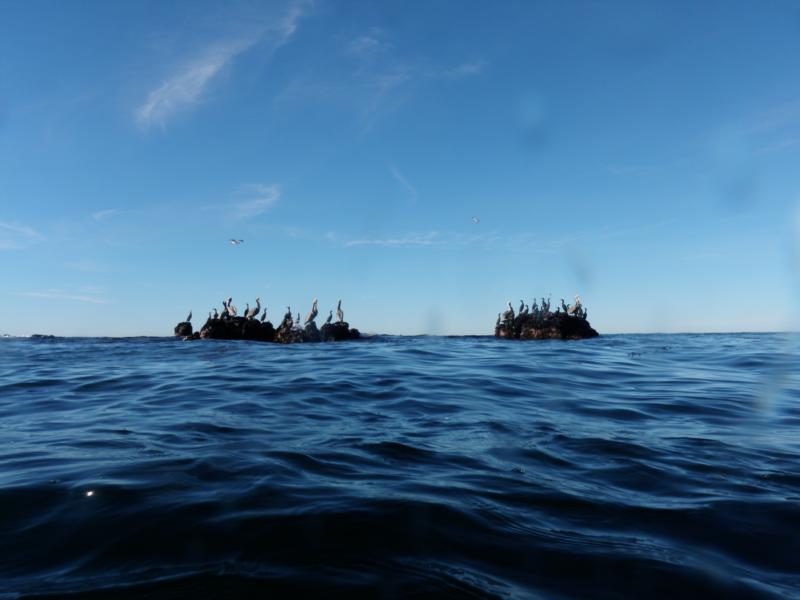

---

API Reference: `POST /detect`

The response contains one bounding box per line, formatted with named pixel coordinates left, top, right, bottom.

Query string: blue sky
left=2, top=0, right=800, bottom=336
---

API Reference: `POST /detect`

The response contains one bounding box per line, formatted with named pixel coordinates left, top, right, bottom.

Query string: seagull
left=229, top=239, right=244, bottom=245
left=186, top=310, right=192, bottom=322
left=325, top=310, right=333, bottom=324
left=471, top=216, right=480, bottom=224
left=336, top=299, right=344, bottom=323
left=304, top=298, right=318, bottom=325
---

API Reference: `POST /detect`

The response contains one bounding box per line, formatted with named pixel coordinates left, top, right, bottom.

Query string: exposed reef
left=495, top=296, right=599, bottom=340
left=174, top=299, right=360, bottom=344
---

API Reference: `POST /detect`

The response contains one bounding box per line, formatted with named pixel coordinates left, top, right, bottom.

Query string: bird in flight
left=471, top=216, right=480, bottom=224
left=229, top=239, right=244, bottom=245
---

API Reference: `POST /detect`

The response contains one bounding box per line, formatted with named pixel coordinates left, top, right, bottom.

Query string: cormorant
left=502, top=301, right=514, bottom=322
left=325, top=310, right=333, bottom=324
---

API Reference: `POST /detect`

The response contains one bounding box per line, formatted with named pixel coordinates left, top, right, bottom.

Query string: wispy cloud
left=208, top=183, right=281, bottom=219
left=337, top=217, right=674, bottom=251
left=344, top=231, right=442, bottom=247
left=91, top=209, right=121, bottom=221
left=345, top=28, right=391, bottom=63
left=277, top=27, right=487, bottom=132
left=20, top=289, right=110, bottom=304
left=136, top=2, right=310, bottom=128
left=233, top=183, right=281, bottom=218
left=0, top=221, right=44, bottom=250
left=390, top=166, right=417, bottom=201
left=439, top=59, right=488, bottom=80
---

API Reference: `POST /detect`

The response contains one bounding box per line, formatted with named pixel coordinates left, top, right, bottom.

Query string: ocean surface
left=1, top=333, right=798, bottom=599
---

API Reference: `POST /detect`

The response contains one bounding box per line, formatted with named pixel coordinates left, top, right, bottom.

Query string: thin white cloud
left=344, top=231, right=441, bottom=247
left=136, top=2, right=309, bottom=128
left=345, top=28, right=391, bottom=63
left=277, top=27, right=486, bottom=132
left=0, top=221, right=44, bottom=250
left=91, top=209, right=120, bottom=221
left=390, top=166, right=417, bottom=200
left=20, top=289, right=110, bottom=305
left=440, top=59, right=488, bottom=80
left=231, top=183, right=281, bottom=219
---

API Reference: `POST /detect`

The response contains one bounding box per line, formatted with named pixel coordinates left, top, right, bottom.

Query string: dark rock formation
left=321, top=322, right=360, bottom=342
left=178, top=316, right=360, bottom=343
left=197, top=317, right=275, bottom=342
left=496, top=312, right=598, bottom=340
left=174, top=321, right=193, bottom=337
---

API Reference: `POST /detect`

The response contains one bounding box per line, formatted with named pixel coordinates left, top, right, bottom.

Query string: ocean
left=0, top=334, right=798, bottom=598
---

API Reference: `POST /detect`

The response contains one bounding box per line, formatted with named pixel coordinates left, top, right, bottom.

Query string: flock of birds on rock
left=185, top=297, right=345, bottom=330
left=498, top=294, right=587, bottom=326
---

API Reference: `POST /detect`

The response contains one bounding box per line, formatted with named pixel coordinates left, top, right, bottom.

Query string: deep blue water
left=1, top=334, right=799, bottom=599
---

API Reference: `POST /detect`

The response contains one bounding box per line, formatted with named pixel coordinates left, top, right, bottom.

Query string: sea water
left=0, top=334, right=798, bottom=598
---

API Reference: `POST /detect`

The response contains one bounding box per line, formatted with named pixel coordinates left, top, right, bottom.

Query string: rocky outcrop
left=496, top=312, right=598, bottom=340
left=174, top=322, right=193, bottom=337
left=197, top=317, right=275, bottom=342
left=177, top=316, right=360, bottom=343
left=320, top=321, right=361, bottom=341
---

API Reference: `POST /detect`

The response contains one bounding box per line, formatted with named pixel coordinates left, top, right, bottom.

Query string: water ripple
left=0, top=333, right=798, bottom=598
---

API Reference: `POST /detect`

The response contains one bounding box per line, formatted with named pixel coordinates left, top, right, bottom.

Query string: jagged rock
left=495, top=312, right=598, bottom=340
left=174, top=321, right=193, bottom=337
left=199, top=317, right=276, bottom=342
left=275, top=325, right=306, bottom=344
left=320, top=321, right=360, bottom=341
left=175, top=311, right=361, bottom=343
left=304, top=322, right=321, bottom=342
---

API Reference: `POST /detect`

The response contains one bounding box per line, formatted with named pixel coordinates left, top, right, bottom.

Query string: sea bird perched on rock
left=260, top=308, right=267, bottom=322
left=243, top=303, right=249, bottom=319
left=296, top=313, right=301, bottom=328
left=336, top=299, right=344, bottom=323
left=186, top=310, right=192, bottom=322
left=561, top=298, right=569, bottom=314
left=245, top=297, right=261, bottom=319
left=502, top=301, right=514, bottom=323
left=496, top=313, right=501, bottom=327
left=281, top=306, right=293, bottom=329
left=225, top=297, right=237, bottom=317
left=326, top=310, right=333, bottom=324
left=304, top=298, right=318, bottom=325
left=519, top=300, right=525, bottom=314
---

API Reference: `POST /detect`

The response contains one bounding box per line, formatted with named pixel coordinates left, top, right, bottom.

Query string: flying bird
left=229, top=239, right=244, bottom=245
left=471, top=216, right=480, bottom=224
